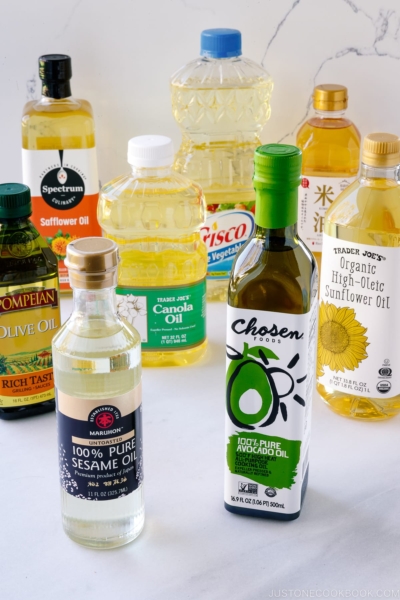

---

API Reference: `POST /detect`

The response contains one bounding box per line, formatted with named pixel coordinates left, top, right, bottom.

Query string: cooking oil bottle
left=317, top=133, right=400, bottom=420
left=98, top=135, right=207, bottom=367
left=296, top=84, right=361, bottom=275
left=22, top=54, right=101, bottom=292
left=52, top=237, right=144, bottom=548
left=171, top=28, right=273, bottom=301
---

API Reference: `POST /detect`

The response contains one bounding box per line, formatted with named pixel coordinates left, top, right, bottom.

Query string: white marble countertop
left=1, top=300, right=400, bottom=599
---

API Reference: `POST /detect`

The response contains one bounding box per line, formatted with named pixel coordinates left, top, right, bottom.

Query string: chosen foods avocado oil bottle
left=317, top=133, right=400, bottom=421
left=296, top=85, right=361, bottom=275
left=224, top=145, right=318, bottom=520
left=22, top=54, right=101, bottom=293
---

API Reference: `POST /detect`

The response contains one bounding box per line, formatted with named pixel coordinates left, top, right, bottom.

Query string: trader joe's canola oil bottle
left=22, top=54, right=101, bottom=292
left=296, top=85, right=360, bottom=275
left=317, top=133, right=400, bottom=420
left=171, top=29, right=273, bottom=301
left=98, top=135, right=207, bottom=367
left=225, top=145, right=317, bottom=520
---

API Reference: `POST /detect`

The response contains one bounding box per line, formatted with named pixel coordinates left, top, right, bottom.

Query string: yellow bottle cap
left=313, top=84, right=348, bottom=111
left=65, top=237, right=119, bottom=289
left=362, top=133, right=400, bottom=167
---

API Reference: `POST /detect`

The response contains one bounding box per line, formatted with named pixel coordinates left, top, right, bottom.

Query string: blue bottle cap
left=200, top=29, right=242, bottom=58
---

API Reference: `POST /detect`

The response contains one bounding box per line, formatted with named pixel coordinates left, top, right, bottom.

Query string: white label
left=201, top=208, right=255, bottom=280
left=224, top=301, right=317, bottom=516
left=318, top=234, right=399, bottom=398
left=298, top=176, right=356, bottom=251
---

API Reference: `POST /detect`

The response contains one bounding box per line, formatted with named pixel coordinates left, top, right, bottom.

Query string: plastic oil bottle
left=296, top=84, right=361, bottom=275
left=22, top=54, right=101, bottom=292
left=171, top=28, right=273, bottom=301
left=98, top=135, right=207, bottom=367
left=317, top=133, right=400, bottom=421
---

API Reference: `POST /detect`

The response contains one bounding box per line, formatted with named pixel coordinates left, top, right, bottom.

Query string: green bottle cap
left=0, top=183, right=32, bottom=219
left=253, top=144, right=302, bottom=229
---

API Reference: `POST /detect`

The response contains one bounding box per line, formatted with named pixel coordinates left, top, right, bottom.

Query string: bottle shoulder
left=100, top=170, right=204, bottom=201
left=22, top=97, right=94, bottom=118
left=170, top=56, right=272, bottom=88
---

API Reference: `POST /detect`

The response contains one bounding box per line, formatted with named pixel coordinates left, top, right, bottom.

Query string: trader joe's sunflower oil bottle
left=52, top=238, right=144, bottom=548
left=317, top=133, right=400, bottom=421
left=171, top=28, right=273, bottom=301
left=98, top=135, right=207, bottom=367
left=225, top=145, right=318, bottom=520
left=0, top=184, right=60, bottom=420
left=22, top=54, right=101, bottom=292
left=296, top=84, right=361, bottom=274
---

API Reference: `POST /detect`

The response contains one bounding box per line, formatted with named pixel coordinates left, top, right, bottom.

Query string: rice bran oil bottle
left=317, top=133, right=400, bottom=420
left=225, top=145, right=318, bottom=520
left=0, top=184, right=60, bottom=420
left=296, top=84, right=360, bottom=274
left=22, top=54, right=101, bottom=292
left=52, top=238, right=144, bottom=548
left=98, top=135, right=207, bottom=367
left=171, top=29, right=273, bottom=301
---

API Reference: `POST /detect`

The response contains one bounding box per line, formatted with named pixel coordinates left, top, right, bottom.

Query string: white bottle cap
left=127, top=135, right=174, bottom=168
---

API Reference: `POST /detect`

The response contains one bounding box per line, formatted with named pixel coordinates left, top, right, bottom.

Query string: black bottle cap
left=39, top=54, right=72, bottom=81
left=0, top=184, right=32, bottom=219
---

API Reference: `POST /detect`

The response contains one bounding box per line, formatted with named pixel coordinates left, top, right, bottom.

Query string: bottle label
left=318, top=234, right=399, bottom=398
left=57, top=385, right=143, bottom=501
left=22, top=148, right=102, bottom=291
left=0, top=278, right=60, bottom=408
left=116, top=280, right=206, bottom=350
left=224, top=302, right=317, bottom=516
left=201, top=206, right=255, bottom=280
left=298, top=176, right=357, bottom=251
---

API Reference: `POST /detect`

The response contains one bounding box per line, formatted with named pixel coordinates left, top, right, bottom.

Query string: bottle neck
left=129, top=164, right=172, bottom=177
left=254, top=186, right=298, bottom=230
left=71, top=287, right=117, bottom=319
left=314, top=108, right=346, bottom=119
left=41, top=80, right=72, bottom=99
left=255, top=223, right=298, bottom=245
left=360, top=162, right=400, bottom=181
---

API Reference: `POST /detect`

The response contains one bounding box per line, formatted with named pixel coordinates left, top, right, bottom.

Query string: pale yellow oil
left=98, top=168, right=208, bottom=367
left=171, top=83, right=273, bottom=301
left=296, top=114, right=361, bottom=275
left=318, top=175, right=400, bottom=420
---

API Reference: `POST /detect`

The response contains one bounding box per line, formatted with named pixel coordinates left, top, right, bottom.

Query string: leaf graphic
left=247, top=346, right=279, bottom=361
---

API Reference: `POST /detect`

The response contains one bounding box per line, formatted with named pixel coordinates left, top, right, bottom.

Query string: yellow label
left=0, top=277, right=60, bottom=407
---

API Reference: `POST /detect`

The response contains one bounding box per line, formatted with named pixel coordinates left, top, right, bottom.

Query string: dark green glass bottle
left=224, top=145, right=318, bottom=520
left=0, top=184, right=61, bottom=419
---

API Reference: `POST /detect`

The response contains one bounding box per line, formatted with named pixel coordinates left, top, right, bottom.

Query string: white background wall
left=2, top=0, right=400, bottom=185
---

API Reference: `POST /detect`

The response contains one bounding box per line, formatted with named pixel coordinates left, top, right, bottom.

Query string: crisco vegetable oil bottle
left=296, top=84, right=361, bottom=275
left=317, top=133, right=400, bottom=421
left=98, top=135, right=207, bottom=367
left=171, top=28, right=273, bottom=301
left=22, top=54, right=101, bottom=292
left=225, top=145, right=317, bottom=520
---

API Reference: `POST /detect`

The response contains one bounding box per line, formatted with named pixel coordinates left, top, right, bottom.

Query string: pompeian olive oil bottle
left=0, top=184, right=60, bottom=420
left=224, top=145, right=318, bottom=520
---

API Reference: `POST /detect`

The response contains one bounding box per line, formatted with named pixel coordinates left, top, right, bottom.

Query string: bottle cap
left=65, top=237, right=119, bottom=289
left=0, top=183, right=32, bottom=219
left=39, top=54, right=72, bottom=81
left=313, top=84, right=348, bottom=111
left=253, top=144, right=302, bottom=229
left=200, top=29, right=242, bottom=59
left=127, top=135, right=174, bottom=168
left=362, top=133, right=400, bottom=167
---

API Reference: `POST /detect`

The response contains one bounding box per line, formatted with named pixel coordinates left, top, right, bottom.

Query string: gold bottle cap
left=313, top=84, right=348, bottom=111
left=362, top=133, right=400, bottom=167
left=65, top=237, right=119, bottom=289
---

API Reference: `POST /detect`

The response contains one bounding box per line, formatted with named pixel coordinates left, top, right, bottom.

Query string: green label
left=116, top=280, right=206, bottom=351
left=226, top=432, right=301, bottom=490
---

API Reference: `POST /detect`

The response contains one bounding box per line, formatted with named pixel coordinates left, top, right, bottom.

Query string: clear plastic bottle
left=317, top=133, right=400, bottom=420
left=296, top=84, right=361, bottom=276
left=98, top=135, right=207, bottom=367
left=171, top=28, right=273, bottom=301
left=52, top=238, right=144, bottom=548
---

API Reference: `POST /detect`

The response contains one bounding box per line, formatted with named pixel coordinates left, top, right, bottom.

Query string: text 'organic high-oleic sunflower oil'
left=317, top=133, right=400, bottom=421
left=171, top=29, right=273, bottom=301
left=296, top=84, right=360, bottom=275
left=98, top=135, right=207, bottom=367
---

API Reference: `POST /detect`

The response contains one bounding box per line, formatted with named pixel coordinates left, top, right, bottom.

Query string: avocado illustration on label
left=226, top=342, right=306, bottom=430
